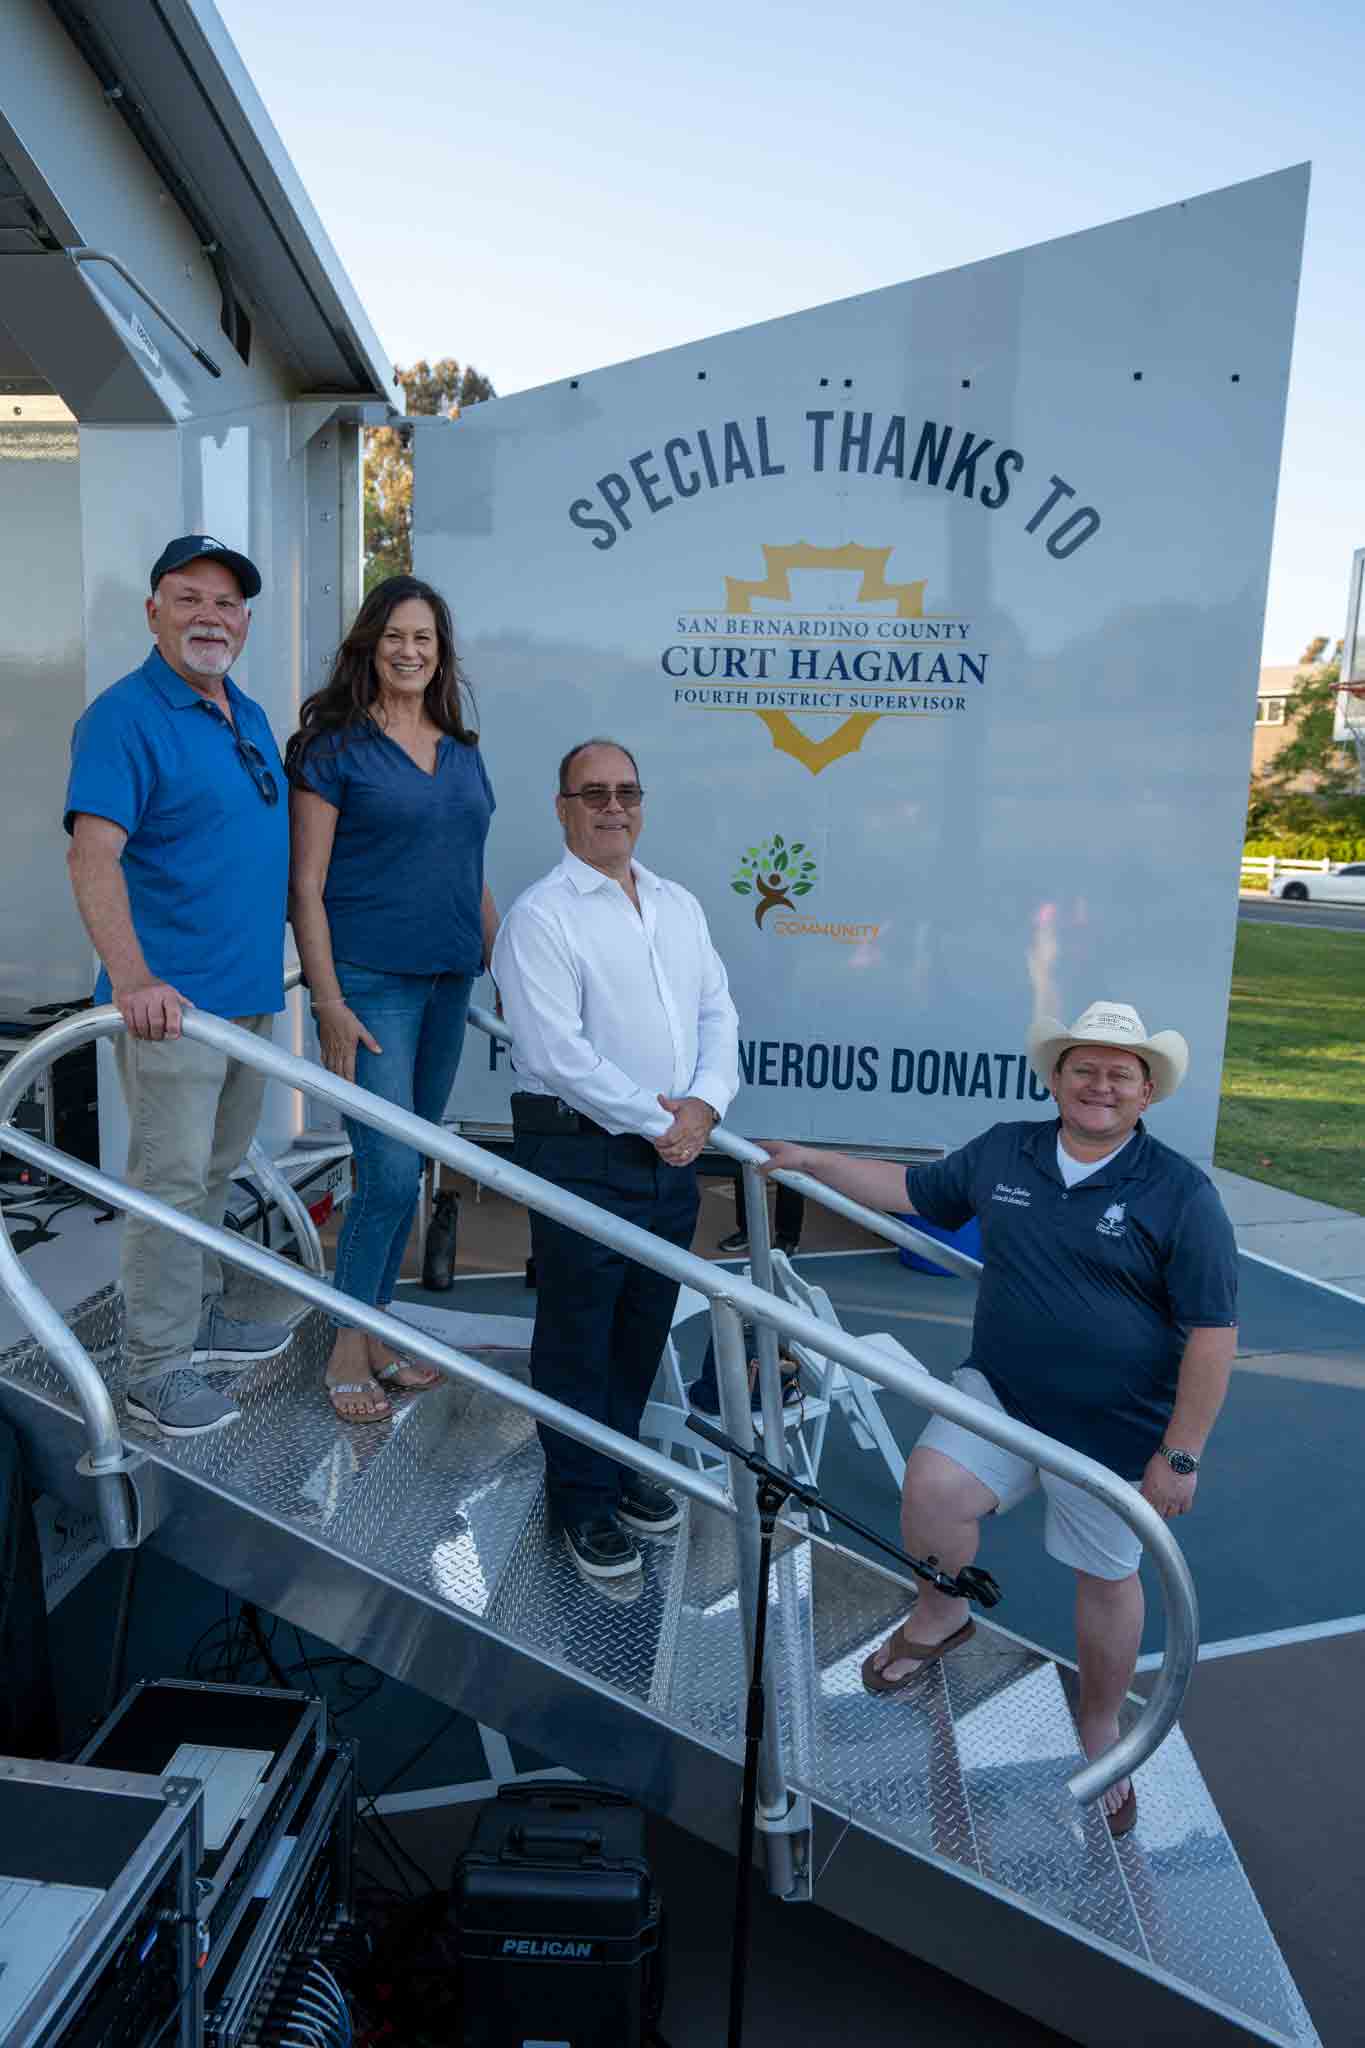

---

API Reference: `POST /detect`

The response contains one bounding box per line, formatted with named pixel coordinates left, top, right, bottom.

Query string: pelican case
left=452, top=1781, right=664, bottom=2047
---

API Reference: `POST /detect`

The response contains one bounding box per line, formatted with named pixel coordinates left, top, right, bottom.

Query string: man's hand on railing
left=755, top=1138, right=916, bottom=1219
left=316, top=1001, right=382, bottom=1084
left=755, top=1139, right=808, bottom=1176
left=113, top=979, right=188, bottom=1041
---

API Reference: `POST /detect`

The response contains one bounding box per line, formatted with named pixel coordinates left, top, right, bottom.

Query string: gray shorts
left=916, top=1367, right=1143, bottom=1582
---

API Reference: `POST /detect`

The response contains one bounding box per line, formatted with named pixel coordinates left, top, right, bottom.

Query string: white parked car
left=1268, top=863, right=1365, bottom=904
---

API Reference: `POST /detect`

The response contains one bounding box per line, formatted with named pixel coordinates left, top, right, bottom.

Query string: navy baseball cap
left=150, top=534, right=261, bottom=601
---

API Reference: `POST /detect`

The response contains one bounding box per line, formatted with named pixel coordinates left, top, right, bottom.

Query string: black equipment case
left=452, top=1782, right=664, bottom=2047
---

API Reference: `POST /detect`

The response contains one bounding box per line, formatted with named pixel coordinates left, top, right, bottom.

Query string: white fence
left=1240, top=854, right=1334, bottom=886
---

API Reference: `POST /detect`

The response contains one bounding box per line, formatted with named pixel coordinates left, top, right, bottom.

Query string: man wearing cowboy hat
left=761, top=1000, right=1238, bottom=1837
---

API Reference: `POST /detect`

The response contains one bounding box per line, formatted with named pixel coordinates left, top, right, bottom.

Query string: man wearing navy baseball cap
left=64, top=538, right=292, bottom=1436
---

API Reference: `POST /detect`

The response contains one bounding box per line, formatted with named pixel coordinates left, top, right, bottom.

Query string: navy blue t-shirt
left=292, top=723, right=494, bottom=976
left=906, top=1118, right=1238, bottom=1477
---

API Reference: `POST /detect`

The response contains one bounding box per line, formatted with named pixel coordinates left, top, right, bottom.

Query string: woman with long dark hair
left=287, top=576, right=497, bottom=1422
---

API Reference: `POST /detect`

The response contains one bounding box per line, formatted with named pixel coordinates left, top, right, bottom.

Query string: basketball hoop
left=1339, top=683, right=1365, bottom=794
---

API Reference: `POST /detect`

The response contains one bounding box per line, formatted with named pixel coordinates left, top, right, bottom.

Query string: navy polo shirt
left=906, top=1118, right=1238, bottom=1477
left=64, top=648, right=288, bottom=1017
left=291, top=723, right=494, bottom=976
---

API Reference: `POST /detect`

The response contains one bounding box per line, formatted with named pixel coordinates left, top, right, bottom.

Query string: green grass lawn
left=1215, top=924, right=1365, bottom=1213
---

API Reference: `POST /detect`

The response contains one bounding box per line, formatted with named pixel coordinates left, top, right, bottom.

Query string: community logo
left=662, top=542, right=990, bottom=775
left=1097, top=1201, right=1126, bottom=1238
left=732, top=833, right=817, bottom=927
left=731, top=832, right=879, bottom=945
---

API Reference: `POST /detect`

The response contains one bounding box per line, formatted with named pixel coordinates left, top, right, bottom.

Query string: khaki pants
left=114, top=1014, right=274, bottom=1380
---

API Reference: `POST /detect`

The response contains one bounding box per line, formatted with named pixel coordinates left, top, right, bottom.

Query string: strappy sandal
left=326, top=1378, right=392, bottom=1424
left=374, top=1358, right=442, bottom=1393
left=861, top=1618, right=975, bottom=1694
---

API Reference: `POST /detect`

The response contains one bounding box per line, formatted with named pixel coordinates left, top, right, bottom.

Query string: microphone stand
left=686, top=1413, right=1002, bottom=2048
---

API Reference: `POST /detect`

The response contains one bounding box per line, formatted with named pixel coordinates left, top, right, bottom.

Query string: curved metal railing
left=0, top=1005, right=1198, bottom=1811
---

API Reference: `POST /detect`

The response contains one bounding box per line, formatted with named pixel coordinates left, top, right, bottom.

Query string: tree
left=1245, top=638, right=1359, bottom=834
left=364, top=357, right=495, bottom=591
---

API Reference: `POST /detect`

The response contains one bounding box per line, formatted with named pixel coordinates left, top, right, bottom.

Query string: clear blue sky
left=219, top=0, right=1362, bottom=664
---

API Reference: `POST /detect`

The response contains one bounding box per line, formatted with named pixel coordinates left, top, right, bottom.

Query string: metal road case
left=0, top=1754, right=202, bottom=2048
left=0, top=1002, right=99, bottom=1190
left=205, top=1742, right=357, bottom=2048
left=76, top=1678, right=327, bottom=1989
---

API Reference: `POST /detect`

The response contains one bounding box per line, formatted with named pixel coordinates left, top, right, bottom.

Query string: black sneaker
left=617, top=1479, right=682, bottom=1535
left=564, top=1516, right=642, bottom=1579
left=716, top=1229, right=750, bottom=1255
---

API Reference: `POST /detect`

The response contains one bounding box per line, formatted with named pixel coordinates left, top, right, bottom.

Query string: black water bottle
left=423, top=1188, right=459, bottom=1290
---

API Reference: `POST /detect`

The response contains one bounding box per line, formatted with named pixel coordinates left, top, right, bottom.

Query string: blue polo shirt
left=290, top=723, right=494, bottom=976
left=64, top=648, right=288, bottom=1017
left=906, top=1118, right=1238, bottom=1477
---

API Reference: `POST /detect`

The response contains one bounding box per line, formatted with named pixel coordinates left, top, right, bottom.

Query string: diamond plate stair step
left=1, top=1291, right=1320, bottom=2045
left=800, top=1538, right=1319, bottom=2045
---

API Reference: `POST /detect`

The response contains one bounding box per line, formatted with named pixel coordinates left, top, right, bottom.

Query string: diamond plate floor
left=0, top=1291, right=1320, bottom=2046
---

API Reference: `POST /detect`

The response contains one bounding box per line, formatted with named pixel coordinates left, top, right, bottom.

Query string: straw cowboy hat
left=1027, top=1000, right=1189, bottom=1104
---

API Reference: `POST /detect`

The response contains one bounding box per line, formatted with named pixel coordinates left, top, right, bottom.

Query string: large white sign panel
left=418, top=167, right=1307, bottom=1164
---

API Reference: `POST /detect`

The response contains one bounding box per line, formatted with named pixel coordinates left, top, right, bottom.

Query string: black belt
left=510, top=1091, right=615, bottom=1139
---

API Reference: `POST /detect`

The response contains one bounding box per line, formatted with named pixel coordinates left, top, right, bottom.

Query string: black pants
left=516, top=1130, right=699, bottom=1523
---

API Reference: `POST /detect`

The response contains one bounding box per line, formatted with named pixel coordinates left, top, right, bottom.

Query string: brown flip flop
left=861, top=1619, right=976, bottom=1694
left=1106, top=1783, right=1138, bottom=1838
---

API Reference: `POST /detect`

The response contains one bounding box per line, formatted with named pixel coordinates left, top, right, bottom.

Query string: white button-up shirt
left=491, top=851, right=740, bottom=1138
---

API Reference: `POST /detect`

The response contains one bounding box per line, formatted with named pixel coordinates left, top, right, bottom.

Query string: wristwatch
left=1158, top=1443, right=1200, bottom=1476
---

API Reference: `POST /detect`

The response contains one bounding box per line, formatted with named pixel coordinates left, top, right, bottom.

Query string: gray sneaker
left=192, top=1299, right=293, bottom=1368
left=126, top=1367, right=238, bottom=1437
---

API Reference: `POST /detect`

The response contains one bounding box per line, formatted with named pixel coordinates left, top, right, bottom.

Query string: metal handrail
left=467, top=1002, right=984, bottom=1278
left=0, top=1005, right=1198, bottom=1806
left=0, top=1123, right=732, bottom=1523
left=67, top=248, right=223, bottom=377
left=427, top=1005, right=1193, bottom=1803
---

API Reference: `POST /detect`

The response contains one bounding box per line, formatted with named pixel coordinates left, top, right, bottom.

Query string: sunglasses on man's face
left=560, top=783, right=644, bottom=811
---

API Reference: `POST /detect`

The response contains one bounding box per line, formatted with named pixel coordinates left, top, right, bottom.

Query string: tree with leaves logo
left=732, top=834, right=817, bottom=927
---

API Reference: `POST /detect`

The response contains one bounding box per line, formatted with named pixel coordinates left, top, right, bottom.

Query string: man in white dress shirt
left=492, top=739, right=739, bottom=1583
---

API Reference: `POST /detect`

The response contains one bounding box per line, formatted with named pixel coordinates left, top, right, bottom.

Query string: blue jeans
left=327, top=965, right=475, bottom=1320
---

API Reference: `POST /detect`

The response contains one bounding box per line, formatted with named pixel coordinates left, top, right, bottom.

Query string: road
left=1238, top=893, right=1365, bottom=933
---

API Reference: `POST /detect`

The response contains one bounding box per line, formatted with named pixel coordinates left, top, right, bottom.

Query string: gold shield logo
left=725, top=542, right=928, bottom=774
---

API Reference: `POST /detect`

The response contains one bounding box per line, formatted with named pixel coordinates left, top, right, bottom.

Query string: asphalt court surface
left=420, top=1244, right=1365, bottom=1660
left=1239, top=893, right=1365, bottom=931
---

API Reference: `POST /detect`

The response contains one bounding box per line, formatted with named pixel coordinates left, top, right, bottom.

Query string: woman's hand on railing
left=113, top=978, right=188, bottom=1041
left=315, top=1001, right=382, bottom=1083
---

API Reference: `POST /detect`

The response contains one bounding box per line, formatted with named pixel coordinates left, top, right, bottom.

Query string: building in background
left=1251, top=655, right=1330, bottom=781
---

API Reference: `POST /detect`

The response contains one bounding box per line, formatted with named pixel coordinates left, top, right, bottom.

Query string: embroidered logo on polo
left=992, top=1182, right=1031, bottom=1208
left=1097, top=1201, right=1126, bottom=1238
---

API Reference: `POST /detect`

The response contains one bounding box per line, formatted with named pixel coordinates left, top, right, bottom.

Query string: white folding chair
left=767, top=1250, right=925, bottom=1493
left=641, top=1282, right=713, bottom=1471
left=641, top=1270, right=835, bottom=1491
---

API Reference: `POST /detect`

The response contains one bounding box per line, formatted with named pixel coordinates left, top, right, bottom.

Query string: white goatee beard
left=184, top=638, right=232, bottom=675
